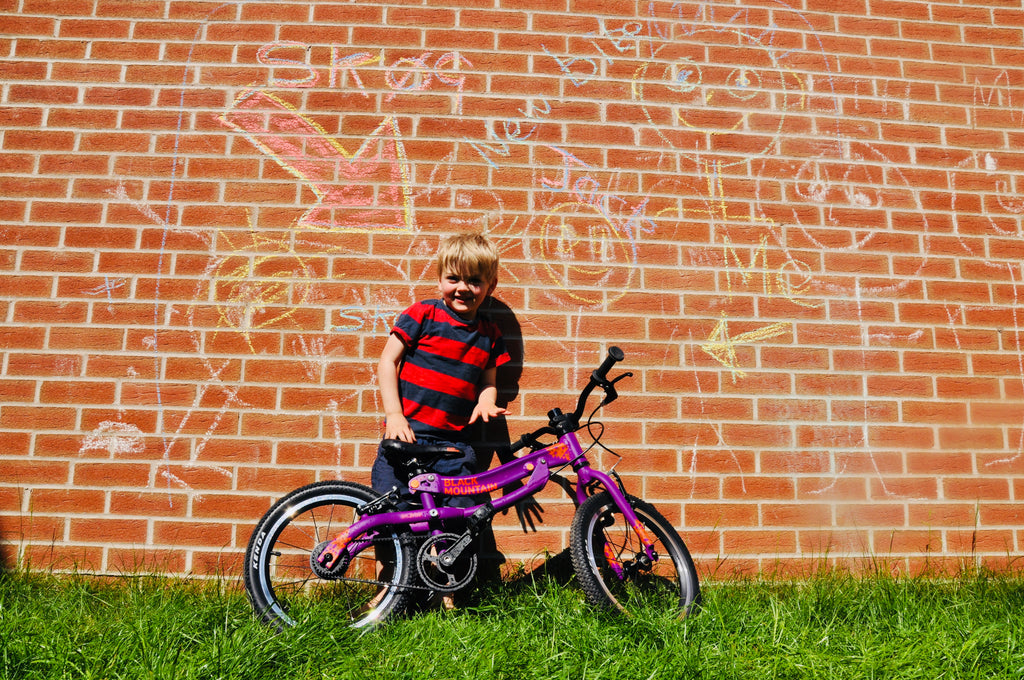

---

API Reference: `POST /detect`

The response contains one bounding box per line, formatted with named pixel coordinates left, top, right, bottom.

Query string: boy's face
left=439, top=270, right=496, bottom=320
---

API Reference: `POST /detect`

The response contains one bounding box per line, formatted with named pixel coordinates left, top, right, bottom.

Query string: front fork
left=574, top=464, right=659, bottom=568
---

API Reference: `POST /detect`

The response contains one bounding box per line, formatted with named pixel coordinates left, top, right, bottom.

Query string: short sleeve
left=390, top=301, right=427, bottom=347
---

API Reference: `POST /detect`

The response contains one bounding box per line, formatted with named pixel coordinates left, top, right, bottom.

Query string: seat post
left=418, top=487, right=437, bottom=512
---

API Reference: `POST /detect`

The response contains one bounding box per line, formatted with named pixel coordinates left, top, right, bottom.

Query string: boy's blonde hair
left=436, top=233, right=499, bottom=283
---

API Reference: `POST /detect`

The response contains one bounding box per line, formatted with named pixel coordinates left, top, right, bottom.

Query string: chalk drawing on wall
left=701, top=314, right=791, bottom=381
left=630, top=26, right=809, bottom=168
left=219, top=89, right=415, bottom=234
left=80, top=420, right=146, bottom=457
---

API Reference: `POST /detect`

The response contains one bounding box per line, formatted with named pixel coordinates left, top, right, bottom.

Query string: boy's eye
left=446, top=274, right=484, bottom=286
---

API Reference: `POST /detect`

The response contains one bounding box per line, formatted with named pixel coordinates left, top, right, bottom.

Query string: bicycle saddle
left=379, top=438, right=464, bottom=465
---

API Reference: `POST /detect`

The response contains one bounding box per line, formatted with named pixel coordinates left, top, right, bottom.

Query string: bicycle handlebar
left=507, top=346, right=627, bottom=454
left=593, top=345, right=624, bottom=383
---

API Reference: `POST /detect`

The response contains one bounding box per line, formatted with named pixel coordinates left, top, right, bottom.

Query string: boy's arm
left=378, top=334, right=416, bottom=442
left=469, top=366, right=509, bottom=425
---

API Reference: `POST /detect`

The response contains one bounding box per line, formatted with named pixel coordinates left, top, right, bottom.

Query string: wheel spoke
left=244, top=481, right=415, bottom=630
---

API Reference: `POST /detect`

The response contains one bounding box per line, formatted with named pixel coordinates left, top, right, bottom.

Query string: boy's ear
left=486, top=277, right=498, bottom=296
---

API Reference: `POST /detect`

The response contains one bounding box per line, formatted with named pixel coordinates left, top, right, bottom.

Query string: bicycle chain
left=315, top=533, right=438, bottom=593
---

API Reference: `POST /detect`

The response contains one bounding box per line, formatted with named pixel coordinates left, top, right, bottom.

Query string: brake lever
left=610, top=371, right=633, bottom=386
left=599, top=371, right=633, bottom=406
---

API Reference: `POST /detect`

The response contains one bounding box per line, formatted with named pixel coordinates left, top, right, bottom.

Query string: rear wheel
left=244, top=480, right=414, bottom=630
left=569, top=491, right=700, bottom=619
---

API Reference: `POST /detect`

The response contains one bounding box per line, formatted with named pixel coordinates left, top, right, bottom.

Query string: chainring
left=415, top=533, right=477, bottom=593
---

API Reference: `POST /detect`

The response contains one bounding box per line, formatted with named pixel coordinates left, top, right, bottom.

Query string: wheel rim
left=584, top=502, right=696, bottom=617
left=252, top=491, right=406, bottom=628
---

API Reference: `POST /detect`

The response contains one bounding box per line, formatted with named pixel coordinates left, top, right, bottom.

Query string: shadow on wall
left=464, top=297, right=526, bottom=582
left=467, top=296, right=524, bottom=459
left=489, top=296, right=525, bottom=413
left=0, top=516, right=10, bottom=575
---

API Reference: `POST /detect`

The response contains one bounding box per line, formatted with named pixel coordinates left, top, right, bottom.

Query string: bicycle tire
left=569, top=491, right=701, bottom=619
left=243, top=480, right=414, bottom=631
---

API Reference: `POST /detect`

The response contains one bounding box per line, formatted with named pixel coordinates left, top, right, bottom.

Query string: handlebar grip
left=594, top=346, right=624, bottom=381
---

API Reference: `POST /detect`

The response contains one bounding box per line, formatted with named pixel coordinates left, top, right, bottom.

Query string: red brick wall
left=2, top=0, right=1023, bottom=577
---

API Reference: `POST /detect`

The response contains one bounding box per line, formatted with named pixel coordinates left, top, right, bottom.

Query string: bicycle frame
left=316, top=428, right=658, bottom=572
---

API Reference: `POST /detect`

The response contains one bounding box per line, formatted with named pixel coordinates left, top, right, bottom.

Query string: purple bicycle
left=244, top=347, right=701, bottom=629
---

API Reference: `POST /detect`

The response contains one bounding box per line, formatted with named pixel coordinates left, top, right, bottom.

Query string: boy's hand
left=468, top=402, right=508, bottom=425
left=384, top=414, right=416, bottom=443
left=469, top=378, right=506, bottom=425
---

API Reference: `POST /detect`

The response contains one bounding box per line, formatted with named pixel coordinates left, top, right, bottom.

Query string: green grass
left=1, top=568, right=1022, bottom=679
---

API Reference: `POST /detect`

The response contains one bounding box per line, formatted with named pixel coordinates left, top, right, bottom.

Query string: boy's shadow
left=464, top=297, right=564, bottom=584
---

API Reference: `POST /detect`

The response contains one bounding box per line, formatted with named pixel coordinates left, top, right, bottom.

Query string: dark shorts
left=370, top=436, right=476, bottom=509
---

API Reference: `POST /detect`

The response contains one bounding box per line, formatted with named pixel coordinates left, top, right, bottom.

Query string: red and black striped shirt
left=391, top=299, right=510, bottom=439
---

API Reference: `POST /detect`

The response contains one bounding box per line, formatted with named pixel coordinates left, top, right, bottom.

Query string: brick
left=195, top=438, right=272, bottom=465
left=947, top=528, right=1015, bottom=554
left=109, top=491, right=187, bottom=517
left=107, top=548, right=188, bottom=574
left=909, top=503, right=979, bottom=527
left=152, top=520, right=233, bottom=547
left=875, top=529, right=942, bottom=556
left=0, top=274, right=53, bottom=298
left=72, top=462, right=151, bottom=487
left=14, top=38, right=88, bottom=59
left=156, top=464, right=234, bottom=491
left=70, top=517, right=148, bottom=543
left=240, top=412, right=320, bottom=438
left=684, top=503, right=757, bottom=528
left=161, top=410, right=240, bottom=437
left=22, top=544, right=105, bottom=572
left=835, top=501, right=905, bottom=527
left=943, top=477, right=1011, bottom=501
left=938, top=426, right=1004, bottom=451
left=7, top=84, right=80, bottom=105
left=192, top=493, right=276, bottom=521
left=798, top=474, right=871, bottom=502
left=1, top=459, right=71, bottom=485
left=40, top=380, right=117, bottom=405
left=4, top=129, right=76, bottom=151
left=0, top=429, right=32, bottom=459
left=29, top=488, right=107, bottom=514
left=723, top=529, right=798, bottom=555
left=799, top=529, right=872, bottom=556
left=763, top=502, right=834, bottom=527
left=723, top=476, right=794, bottom=501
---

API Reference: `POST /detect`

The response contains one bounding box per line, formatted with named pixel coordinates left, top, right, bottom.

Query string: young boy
left=371, top=232, right=511, bottom=507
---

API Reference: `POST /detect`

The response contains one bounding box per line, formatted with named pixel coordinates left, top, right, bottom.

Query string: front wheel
left=244, top=480, right=415, bottom=631
left=569, top=491, right=700, bottom=619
